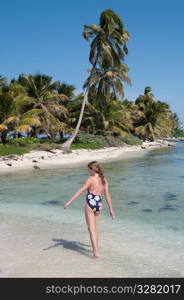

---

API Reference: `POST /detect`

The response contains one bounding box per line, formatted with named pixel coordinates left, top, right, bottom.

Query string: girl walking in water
left=63, top=161, right=115, bottom=258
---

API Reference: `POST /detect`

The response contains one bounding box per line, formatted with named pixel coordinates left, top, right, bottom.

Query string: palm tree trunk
left=59, top=131, right=64, bottom=140
left=61, top=89, right=88, bottom=153
left=31, top=127, right=37, bottom=138
left=1, top=131, right=8, bottom=144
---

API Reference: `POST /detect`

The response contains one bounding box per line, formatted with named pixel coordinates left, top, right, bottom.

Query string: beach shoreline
left=0, top=139, right=174, bottom=175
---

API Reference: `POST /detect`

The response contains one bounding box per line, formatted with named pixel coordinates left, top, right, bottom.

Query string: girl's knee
left=88, top=226, right=96, bottom=235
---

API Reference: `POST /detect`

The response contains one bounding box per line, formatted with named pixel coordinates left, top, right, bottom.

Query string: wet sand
left=0, top=212, right=183, bottom=278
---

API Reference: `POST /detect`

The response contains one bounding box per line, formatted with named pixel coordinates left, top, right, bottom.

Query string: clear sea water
left=0, top=141, right=184, bottom=252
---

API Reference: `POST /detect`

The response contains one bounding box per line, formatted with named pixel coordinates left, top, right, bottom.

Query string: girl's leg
left=94, top=212, right=100, bottom=253
left=85, top=204, right=99, bottom=258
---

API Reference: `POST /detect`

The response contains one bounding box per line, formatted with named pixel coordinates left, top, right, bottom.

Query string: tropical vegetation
left=0, top=9, right=181, bottom=154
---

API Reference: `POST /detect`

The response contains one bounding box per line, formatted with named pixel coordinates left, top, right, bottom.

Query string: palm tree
left=0, top=85, right=16, bottom=144
left=0, top=75, right=6, bottom=89
left=67, top=95, right=133, bottom=137
left=61, top=9, right=130, bottom=152
left=84, top=64, right=131, bottom=113
left=57, top=83, right=75, bottom=99
left=101, top=99, right=133, bottom=136
left=12, top=74, right=68, bottom=139
left=134, top=88, right=175, bottom=141
left=83, top=9, right=130, bottom=70
left=0, top=86, right=14, bottom=122
left=67, top=93, right=100, bottom=134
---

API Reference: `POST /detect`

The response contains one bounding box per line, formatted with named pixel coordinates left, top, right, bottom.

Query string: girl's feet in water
left=92, top=252, right=100, bottom=259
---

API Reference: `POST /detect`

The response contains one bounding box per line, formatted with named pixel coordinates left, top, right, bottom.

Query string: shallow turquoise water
left=0, top=142, right=184, bottom=249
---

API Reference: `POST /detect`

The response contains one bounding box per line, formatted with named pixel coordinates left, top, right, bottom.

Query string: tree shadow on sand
left=43, top=239, right=91, bottom=257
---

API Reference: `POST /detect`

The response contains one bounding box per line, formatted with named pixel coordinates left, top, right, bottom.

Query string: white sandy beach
left=0, top=140, right=173, bottom=175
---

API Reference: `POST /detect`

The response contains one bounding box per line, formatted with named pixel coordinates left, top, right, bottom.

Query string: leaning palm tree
left=67, top=93, right=100, bottom=134
left=83, top=9, right=130, bottom=70
left=61, top=9, right=130, bottom=152
left=84, top=64, right=131, bottom=112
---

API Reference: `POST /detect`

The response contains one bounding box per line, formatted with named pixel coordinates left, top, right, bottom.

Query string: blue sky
left=1, top=0, right=184, bottom=124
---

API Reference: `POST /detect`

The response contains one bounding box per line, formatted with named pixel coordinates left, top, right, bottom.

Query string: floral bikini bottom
left=86, top=190, right=102, bottom=213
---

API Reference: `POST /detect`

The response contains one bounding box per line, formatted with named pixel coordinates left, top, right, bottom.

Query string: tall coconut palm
left=84, top=64, right=131, bottom=112
left=61, top=89, right=89, bottom=152
left=61, top=10, right=130, bottom=152
left=67, top=93, right=100, bottom=134
left=83, top=9, right=130, bottom=70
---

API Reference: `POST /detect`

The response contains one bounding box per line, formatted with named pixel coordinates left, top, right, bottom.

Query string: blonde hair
left=88, top=161, right=106, bottom=185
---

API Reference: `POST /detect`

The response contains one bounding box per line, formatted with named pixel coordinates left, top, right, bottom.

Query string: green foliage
left=74, top=131, right=107, bottom=146
left=8, top=137, right=39, bottom=146
left=174, top=129, right=184, bottom=137
left=0, top=69, right=180, bottom=146
left=71, top=143, right=102, bottom=150
left=116, top=135, right=142, bottom=145
left=73, top=131, right=142, bottom=147
left=0, top=144, right=29, bottom=156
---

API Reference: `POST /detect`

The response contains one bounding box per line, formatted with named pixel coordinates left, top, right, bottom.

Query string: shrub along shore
left=0, top=133, right=142, bottom=156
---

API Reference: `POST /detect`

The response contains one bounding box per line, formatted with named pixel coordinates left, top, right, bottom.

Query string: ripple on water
left=127, top=201, right=139, bottom=206
left=158, top=207, right=177, bottom=212
left=164, top=192, right=177, bottom=201
left=142, top=209, right=153, bottom=213
left=42, top=200, right=62, bottom=206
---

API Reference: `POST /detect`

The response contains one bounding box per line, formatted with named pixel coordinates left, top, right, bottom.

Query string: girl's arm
left=63, top=177, right=92, bottom=209
left=104, top=179, right=115, bottom=219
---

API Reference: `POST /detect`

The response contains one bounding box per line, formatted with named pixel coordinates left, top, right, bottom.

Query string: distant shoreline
left=0, top=139, right=174, bottom=175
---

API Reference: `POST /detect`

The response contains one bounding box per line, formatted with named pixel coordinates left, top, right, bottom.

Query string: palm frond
left=3, top=116, right=19, bottom=126
left=0, top=124, right=8, bottom=132
left=20, top=118, right=42, bottom=127
left=15, top=125, right=32, bottom=133
left=46, top=104, right=68, bottom=117
left=111, top=125, right=129, bottom=137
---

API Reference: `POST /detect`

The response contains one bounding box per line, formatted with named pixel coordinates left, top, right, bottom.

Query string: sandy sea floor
left=0, top=209, right=183, bottom=278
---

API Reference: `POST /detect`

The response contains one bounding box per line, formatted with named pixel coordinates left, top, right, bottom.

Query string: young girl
left=63, top=160, right=115, bottom=258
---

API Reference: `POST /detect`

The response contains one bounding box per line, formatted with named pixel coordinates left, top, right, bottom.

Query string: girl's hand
left=63, top=202, right=69, bottom=209
left=109, top=209, right=115, bottom=219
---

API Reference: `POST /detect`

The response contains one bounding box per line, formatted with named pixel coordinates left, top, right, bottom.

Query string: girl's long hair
left=88, top=161, right=106, bottom=185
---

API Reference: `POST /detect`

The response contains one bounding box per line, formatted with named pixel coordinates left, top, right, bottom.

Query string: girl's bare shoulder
left=104, top=177, right=108, bottom=184
left=86, top=176, right=93, bottom=183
